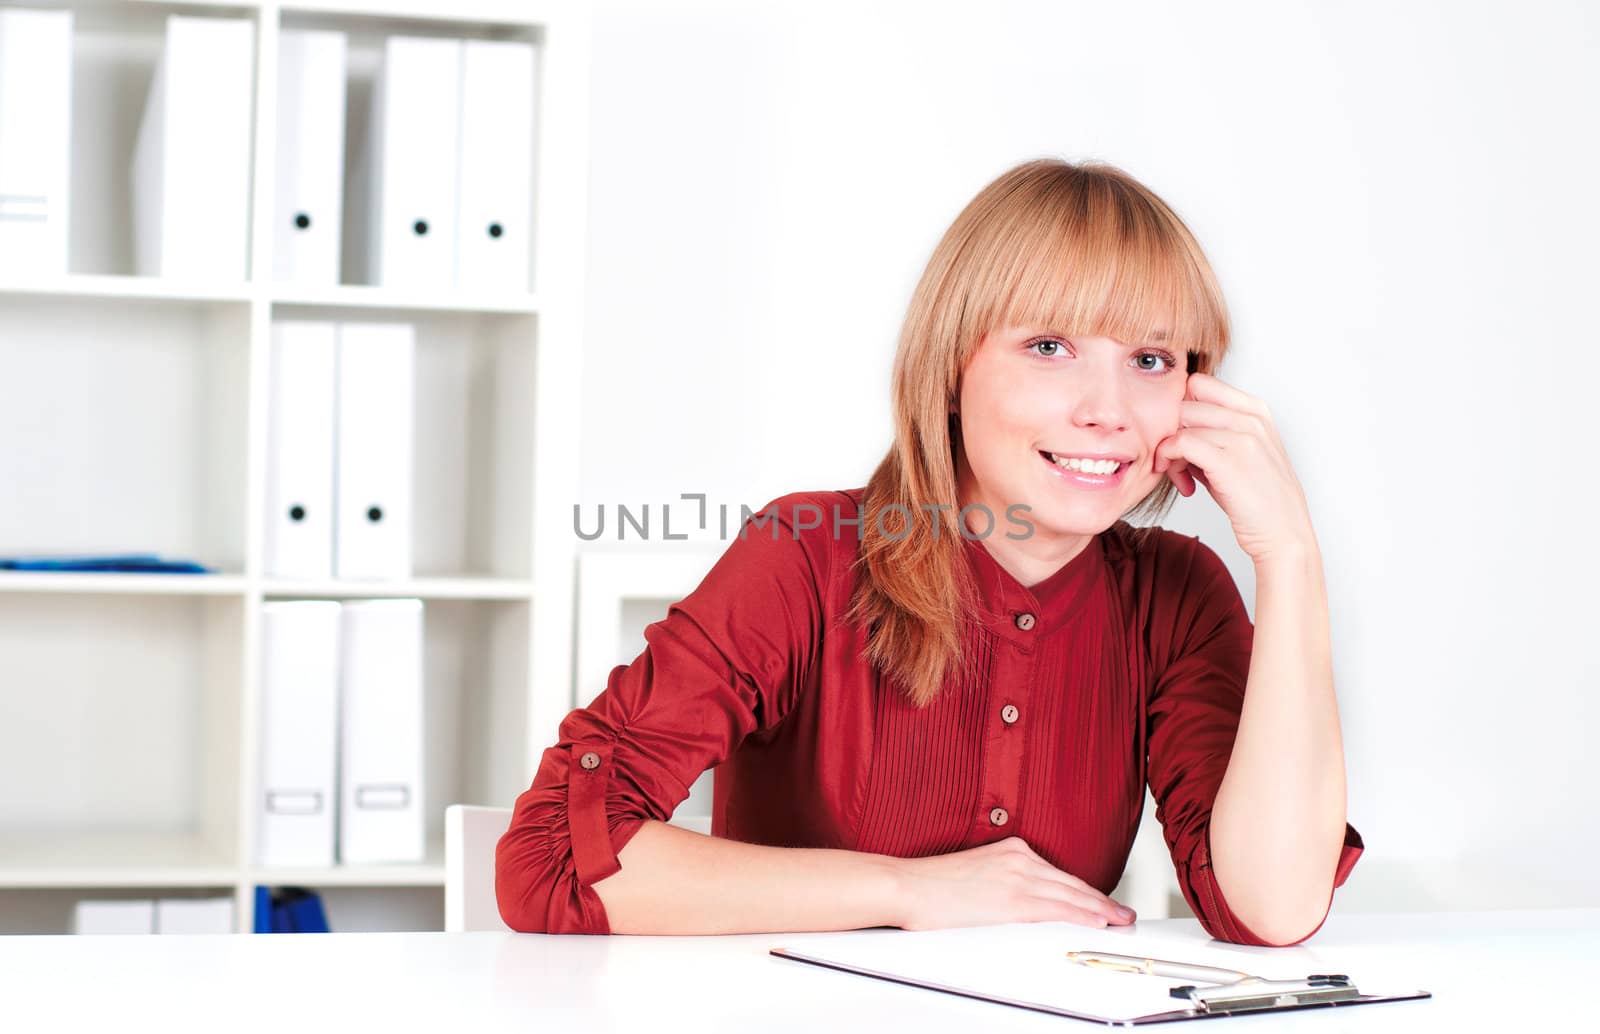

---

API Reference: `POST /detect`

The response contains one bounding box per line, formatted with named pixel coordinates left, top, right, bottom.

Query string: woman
left=496, top=158, right=1362, bottom=944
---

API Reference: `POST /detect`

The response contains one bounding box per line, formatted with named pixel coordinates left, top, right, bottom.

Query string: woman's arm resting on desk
left=592, top=821, right=902, bottom=934
left=594, top=824, right=1137, bottom=936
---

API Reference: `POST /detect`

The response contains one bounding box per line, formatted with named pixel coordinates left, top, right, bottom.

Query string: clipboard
left=770, top=938, right=1432, bottom=1025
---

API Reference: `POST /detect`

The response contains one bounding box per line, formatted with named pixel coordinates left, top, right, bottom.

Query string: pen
left=1065, top=950, right=1255, bottom=984
left=1064, top=951, right=1351, bottom=989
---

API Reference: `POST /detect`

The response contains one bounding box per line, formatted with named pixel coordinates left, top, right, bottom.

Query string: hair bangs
left=966, top=172, right=1227, bottom=375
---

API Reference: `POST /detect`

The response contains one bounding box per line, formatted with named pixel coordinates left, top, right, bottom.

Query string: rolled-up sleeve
left=1145, top=536, right=1363, bottom=947
left=495, top=495, right=829, bottom=934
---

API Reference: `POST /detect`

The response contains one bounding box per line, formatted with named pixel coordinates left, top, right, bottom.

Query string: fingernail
left=1119, top=907, right=1136, bottom=920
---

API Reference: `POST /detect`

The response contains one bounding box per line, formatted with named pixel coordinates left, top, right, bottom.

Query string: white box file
left=334, top=322, right=415, bottom=580
left=73, top=900, right=155, bottom=935
left=456, top=39, right=536, bottom=292
left=358, top=36, right=461, bottom=288
left=0, top=8, right=73, bottom=276
left=258, top=601, right=342, bottom=868
left=274, top=29, right=348, bottom=285
left=155, top=898, right=236, bottom=934
left=265, top=322, right=338, bottom=579
left=130, top=15, right=254, bottom=280
left=338, top=599, right=425, bottom=865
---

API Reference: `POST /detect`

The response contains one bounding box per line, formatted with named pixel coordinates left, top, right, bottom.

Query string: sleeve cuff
left=566, top=743, right=656, bottom=935
left=1190, top=821, right=1364, bottom=947
left=568, top=742, right=624, bottom=886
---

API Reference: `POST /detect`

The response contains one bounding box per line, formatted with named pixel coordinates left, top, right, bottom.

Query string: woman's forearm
left=1209, top=541, right=1349, bottom=944
left=592, top=820, right=905, bottom=935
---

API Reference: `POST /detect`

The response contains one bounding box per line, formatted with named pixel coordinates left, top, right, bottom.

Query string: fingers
left=1023, top=888, right=1134, bottom=927
left=1026, top=896, right=1110, bottom=928
left=1175, top=398, right=1263, bottom=434
left=1003, top=839, right=1134, bottom=924
left=1186, top=372, right=1270, bottom=419
left=1156, top=427, right=1230, bottom=475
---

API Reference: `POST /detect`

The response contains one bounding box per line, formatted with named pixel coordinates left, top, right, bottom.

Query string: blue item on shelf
left=0, top=553, right=216, bottom=573
left=253, top=886, right=273, bottom=934
left=256, top=887, right=332, bottom=934
left=281, top=889, right=330, bottom=934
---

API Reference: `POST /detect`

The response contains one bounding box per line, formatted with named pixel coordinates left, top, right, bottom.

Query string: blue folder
left=0, top=553, right=215, bottom=573
left=253, top=887, right=331, bottom=934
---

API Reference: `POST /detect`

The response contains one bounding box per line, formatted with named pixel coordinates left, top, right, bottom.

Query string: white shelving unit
left=0, top=0, right=591, bottom=933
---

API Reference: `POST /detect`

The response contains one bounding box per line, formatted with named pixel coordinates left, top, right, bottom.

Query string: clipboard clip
left=1066, top=951, right=1367, bottom=1015
left=1170, top=974, right=1363, bottom=1014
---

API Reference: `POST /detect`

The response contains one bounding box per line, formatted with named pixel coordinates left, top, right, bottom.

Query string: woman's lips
left=1039, top=450, right=1129, bottom=490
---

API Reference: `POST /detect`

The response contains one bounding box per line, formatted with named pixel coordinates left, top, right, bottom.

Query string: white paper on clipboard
left=769, top=921, right=1429, bottom=1024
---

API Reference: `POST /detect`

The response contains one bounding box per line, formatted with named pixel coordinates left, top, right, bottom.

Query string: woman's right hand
left=889, top=836, right=1137, bottom=931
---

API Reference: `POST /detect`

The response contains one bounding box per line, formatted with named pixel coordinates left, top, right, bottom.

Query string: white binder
left=338, top=599, right=425, bottom=865
left=72, top=900, right=155, bottom=935
left=154, top=898, right=236, bottom=935
left=0, top=8, right=73, bottom=277
left=359, top=36, right=460, bottom=287
left=456, top=39, right=535, bottom=292
left=258, top=601, right=342, bottom=868
left=130, top=15, right=254, bottom=280
left=264, top=321, right=337, bottom=579
left=334, top=322, right=414, bottom=580
left=274, top=29, right=347, bottom=285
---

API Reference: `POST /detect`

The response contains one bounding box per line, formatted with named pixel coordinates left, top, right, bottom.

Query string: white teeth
left=1049, top=454, right=1122, bottom=475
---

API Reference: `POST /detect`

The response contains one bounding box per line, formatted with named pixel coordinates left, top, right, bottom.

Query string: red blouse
left=497, top=487, right=1363, bottom=942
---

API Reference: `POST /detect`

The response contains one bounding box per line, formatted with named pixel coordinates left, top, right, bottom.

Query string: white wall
left=578, top=0, right=1600, bottom=910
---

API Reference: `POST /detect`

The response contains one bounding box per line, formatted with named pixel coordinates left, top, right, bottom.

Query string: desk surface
left=4, top=908, right=1594, bottom=1032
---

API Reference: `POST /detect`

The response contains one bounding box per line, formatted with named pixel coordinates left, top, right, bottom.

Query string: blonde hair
left=844, top=157, right=1233, bottom=709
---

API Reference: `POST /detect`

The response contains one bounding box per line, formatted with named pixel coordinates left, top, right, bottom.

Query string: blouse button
left=579, top=751, right=601, bottom=771
left=1001, top=704, right=1019, bottom=724
left=1014, top=612, right=1036, bottom=631
left=989, top=806, right=1009, bottom=827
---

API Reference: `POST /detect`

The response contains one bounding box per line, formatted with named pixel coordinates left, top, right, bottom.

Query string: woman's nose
left=1070, top=379, right=1129, bottom=430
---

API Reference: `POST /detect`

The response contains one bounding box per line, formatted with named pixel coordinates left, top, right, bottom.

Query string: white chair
left=444, top=803, right=714, bottom=932
left=445, top=804, right=514, bottom=932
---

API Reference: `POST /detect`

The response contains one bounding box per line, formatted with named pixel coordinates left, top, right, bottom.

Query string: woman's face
left=953, top=326, right=1188, bottom=547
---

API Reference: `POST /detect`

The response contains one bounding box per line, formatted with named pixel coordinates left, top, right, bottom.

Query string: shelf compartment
left=262, top=308, right=535, bottom=579
left=236, top=599, right=528, bottom=875
left=68, top=3, right=264, bottom=280
left=0, top=294, right=250, bottom=571
left=0, top=594, right=245, bottom=874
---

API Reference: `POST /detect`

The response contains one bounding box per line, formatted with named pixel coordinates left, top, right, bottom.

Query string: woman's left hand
left=1153, top=372, right=1317, bottom=565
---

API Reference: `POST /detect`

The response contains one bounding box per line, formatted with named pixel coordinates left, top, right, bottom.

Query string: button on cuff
left=568, top=743, right=621, bottom=886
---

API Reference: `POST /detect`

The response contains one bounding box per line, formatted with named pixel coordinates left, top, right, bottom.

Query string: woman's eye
left=1135, top=352, right=1178, bottom=373
left=1029, top=338, right=1066, bottom=358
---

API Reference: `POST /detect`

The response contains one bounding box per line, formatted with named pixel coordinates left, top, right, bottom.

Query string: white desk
left=3, top=909, right=1593, bottom=1031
